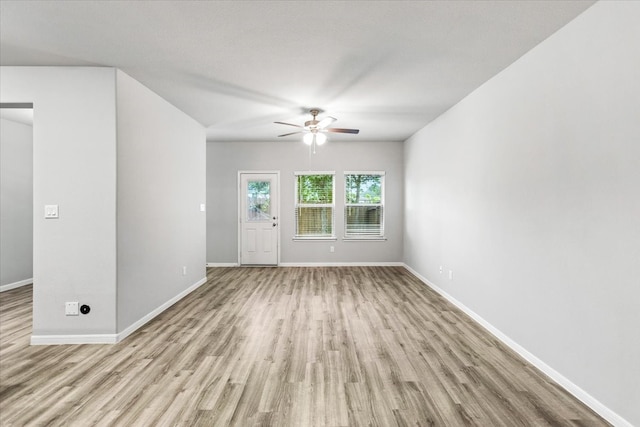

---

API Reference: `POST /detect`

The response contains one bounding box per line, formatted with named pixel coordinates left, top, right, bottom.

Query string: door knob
left=273, top=223, right=277, bottom=227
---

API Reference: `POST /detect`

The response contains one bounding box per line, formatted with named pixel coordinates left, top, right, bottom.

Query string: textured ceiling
left=0, top=1, right=595, bottom=142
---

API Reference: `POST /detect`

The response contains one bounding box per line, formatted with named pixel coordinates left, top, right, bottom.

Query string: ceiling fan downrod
left=304, top=109, right=321, bottom=129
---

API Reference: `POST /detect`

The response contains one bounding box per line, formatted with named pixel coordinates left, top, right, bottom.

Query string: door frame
left=237, top=170, right=281, bottom=266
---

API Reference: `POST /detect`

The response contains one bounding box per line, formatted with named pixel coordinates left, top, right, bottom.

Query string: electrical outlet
left=182, top=266, right=187, bottom=276
left=439, top=265, right=443, bottom=274
left=65, top=302, right=79, bottom=316
left=330, top=246, right=335, bottom=253
left=449, top=270, right=453, bottom=280
left=45, top=204, right=59, bottom=219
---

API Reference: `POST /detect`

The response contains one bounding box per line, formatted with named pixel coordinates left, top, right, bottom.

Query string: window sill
left=342, top=237, right=387, bottom=242
left=292, top=237, right=338, bottom=242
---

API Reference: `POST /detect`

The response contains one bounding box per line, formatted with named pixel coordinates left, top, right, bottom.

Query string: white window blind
left=295, top=172, right=335, bottom=238
left=344, top=172, right=384, bottom=238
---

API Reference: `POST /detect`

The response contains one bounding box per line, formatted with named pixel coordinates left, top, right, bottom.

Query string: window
left=246, top=180, right=271, bottom=221
left=294, top=172, right=335, bottom=238
left=344, top=172, right=384, bottom=239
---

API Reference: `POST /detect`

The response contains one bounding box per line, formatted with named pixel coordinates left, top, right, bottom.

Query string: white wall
left=0, top=67, right=207, bottom=343
left=0, top=117, right=33, bottom=289
left=403, top=2, right=640, bottom=426
left=116, top=71, right=206, bottom=332
left=0, top=67, right=118, bottom=336
left=207, top=141, right=403, bottom=264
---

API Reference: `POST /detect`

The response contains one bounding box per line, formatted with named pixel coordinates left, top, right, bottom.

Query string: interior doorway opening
left=0, top=103, right=34, bottom=296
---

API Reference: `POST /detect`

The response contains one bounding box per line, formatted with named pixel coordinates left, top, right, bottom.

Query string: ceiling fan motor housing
left=305, top=109, right=321, bottom=129
left=274, top=108, right=359, bottom=138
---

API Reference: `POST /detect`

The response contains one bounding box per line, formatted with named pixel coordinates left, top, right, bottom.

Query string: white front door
left=239, top=172, right=279, bottom=265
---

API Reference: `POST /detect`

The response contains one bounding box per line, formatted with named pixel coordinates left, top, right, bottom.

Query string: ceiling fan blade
left=278, top=131, right=303, bottom=137
left=274, top=121, right=303, bottom=128
left=327, top=128, right=360, bottom=134
left=316, top=116, right=337, bottom=129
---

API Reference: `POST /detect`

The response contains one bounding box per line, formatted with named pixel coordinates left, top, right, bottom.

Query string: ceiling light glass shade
left=315, top=132, right=327, bottom=145
left=303, top=132, right=314, bottom=145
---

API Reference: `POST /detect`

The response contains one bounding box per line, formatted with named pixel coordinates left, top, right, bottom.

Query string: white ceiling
left=0, top=1, right=595, bottom=143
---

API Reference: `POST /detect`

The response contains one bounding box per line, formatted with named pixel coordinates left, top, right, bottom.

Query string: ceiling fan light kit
left=303, top=132, right=314, bottom=146
left=275, top=109, right=359, bottom=151
left=315, top=132, right=327, bottom=145
left=303, top=131, right=327, bottom=146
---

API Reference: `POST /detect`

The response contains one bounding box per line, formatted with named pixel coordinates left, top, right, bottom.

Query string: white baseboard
left=279, top=262, right=404, bottom=267
left=0, top=278, right=33, bottom=293
left=116, top=276, right=208, bottom=342
left=402, top=264, right=632, bottom=427
left=31, top=334, right=117, bottom=345
left=207, top=262, right=404, bottom=268
left=30, top=276, right=208, bottom=346
left=206, top=262, right=239, bottom=267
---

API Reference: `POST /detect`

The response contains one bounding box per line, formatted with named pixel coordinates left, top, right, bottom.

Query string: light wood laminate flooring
left=0, top=267, right=609, bottom=426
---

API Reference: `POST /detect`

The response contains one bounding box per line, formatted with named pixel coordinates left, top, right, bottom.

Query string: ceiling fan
left=275, top=109, right=359, bottom=147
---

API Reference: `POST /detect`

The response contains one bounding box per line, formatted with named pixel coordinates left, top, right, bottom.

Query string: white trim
left=342, top=237, right=387, bottom=242
left=29, top=276, right=208, bottom=346
left=116, top=276, right=207, bottom=343
left=279, top=262, right=404, bottom=267
left=402, top=264, right=633, bottom=427
left=343, top=170, right=386, bottom=176
left=0, top=277, right=33, bottom=292
left=206, top=262, right=238, bottom=267
left=292, top=237, right=338, bottom=242
left=31, top=334, right=118, bottom=345
left=294, top=170, right=336, bottom=176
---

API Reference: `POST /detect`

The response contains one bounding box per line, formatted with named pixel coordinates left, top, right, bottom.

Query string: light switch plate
left=45, top=205, right=59, bottom=219
left=65, top=302, right=79, bottom=316
left=200, top=204, right=206, bottom=212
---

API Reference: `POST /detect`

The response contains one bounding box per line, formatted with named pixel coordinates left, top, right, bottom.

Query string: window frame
left=343, top=171, right=386, bottom=240
left=293, top=171, right=336, bottom=240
